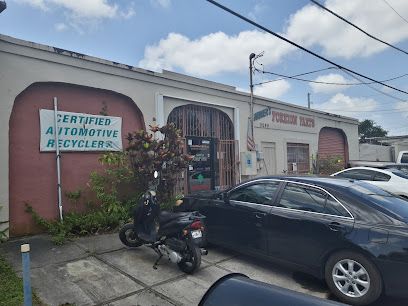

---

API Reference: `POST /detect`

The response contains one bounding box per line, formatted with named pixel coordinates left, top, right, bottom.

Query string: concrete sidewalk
left=1, top=233, right=406, bottom=306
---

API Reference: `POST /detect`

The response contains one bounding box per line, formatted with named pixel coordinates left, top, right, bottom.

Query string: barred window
left=287, top=143, right=310, bottom=174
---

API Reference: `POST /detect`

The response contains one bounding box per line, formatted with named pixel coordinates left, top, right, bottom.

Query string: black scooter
left=119, top=171, right=207, bottom=274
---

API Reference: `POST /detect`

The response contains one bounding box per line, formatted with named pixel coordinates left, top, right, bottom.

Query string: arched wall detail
left=9, top=82, right=145, bottom=236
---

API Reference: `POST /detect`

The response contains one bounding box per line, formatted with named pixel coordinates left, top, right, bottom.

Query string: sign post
left=53, top=97, right=63, bottom=222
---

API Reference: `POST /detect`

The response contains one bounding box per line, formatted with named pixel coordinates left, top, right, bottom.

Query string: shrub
left=26, top=151, right=139, bottom=245
left=127, top=123, right=192, bottom=207
left=318, top=155, right=345, bottom=175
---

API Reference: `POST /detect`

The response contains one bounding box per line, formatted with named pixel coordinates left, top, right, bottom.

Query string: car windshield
left=349, top=182, right=408, bottom=222
left=385, top=165, right=408, bottom=174
left=389, top=169, right=408, bottom=179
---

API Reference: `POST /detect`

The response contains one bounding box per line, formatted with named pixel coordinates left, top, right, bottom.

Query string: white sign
left=40, top=109, right=122, bottom=152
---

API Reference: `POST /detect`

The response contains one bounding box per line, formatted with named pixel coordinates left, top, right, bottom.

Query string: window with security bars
left=287, top=143, right=310, bottom=174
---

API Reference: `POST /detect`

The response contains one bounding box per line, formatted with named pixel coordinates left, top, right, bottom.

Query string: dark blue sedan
left=183, top=176, right=408, bottom=305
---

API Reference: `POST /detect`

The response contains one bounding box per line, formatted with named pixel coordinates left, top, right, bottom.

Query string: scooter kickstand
left=153, top=253, right=163, bottom=270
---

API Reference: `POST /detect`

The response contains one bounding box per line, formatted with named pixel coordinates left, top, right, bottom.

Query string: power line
left=206, top=0, right=408, bottom=96
left=254, top=67, right=335, bottom=85
left=317, top=106, right=408, bottom=113
left=310, top=0, right=408, bottom=56
left=382, top=0, right=408, bottom=25
left=341, top=69, right=407, bottom=102
left=255, top=68, right=408, bottom=86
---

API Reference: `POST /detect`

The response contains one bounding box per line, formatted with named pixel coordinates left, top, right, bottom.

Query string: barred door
left=168, top=104, right=236, bottom=194
left=217, top=140, right=239, bottom=190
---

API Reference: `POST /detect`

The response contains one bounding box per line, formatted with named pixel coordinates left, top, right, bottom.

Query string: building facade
left=0, top=35, right=359, bottom=236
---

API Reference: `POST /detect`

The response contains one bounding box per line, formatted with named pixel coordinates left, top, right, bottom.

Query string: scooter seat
left=159, top=211, right=191, bottom=224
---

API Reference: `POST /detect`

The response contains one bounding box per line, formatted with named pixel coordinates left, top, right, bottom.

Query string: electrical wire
left=317, top=107, right=408, bottom=113
left=206, top=0, right=408, bottom=96
left=341, top=69, right=407, bottom=102
left=253, top=67, right=336, bottom=85
left=310, top=0, right=408, bottom=56
left=382, top=0, right=408, bottom=25
left=254, top=67, right=408, bottom=86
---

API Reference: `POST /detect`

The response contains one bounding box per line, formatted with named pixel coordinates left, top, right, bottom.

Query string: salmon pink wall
left=9, top=82, right=144, bottom=236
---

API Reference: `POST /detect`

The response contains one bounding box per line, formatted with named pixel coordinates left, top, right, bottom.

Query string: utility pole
left=248, top=52, right=263, bottom=151
left=249, top=53, right=256, bottom=144
left=307, top=92, right=311, bottom=109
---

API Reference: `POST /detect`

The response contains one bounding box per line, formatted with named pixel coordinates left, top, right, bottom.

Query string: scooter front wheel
left=119, top=223, right=143, bottom=247
left=178, top=242, right=201, bottom=274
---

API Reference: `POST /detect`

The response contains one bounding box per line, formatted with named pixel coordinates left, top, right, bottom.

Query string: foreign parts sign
left=254, top=107, right=315, bottom=129
left=39, top=109, right=122, bottom=152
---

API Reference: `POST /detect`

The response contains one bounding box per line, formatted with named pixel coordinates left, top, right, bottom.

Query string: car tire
left=325, top=251, right=382, bottom=306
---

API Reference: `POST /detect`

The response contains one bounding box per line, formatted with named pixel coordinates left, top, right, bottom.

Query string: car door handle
left=328, top=222, right=345, bottom=232
left=254, top=212, right=266, bottom=219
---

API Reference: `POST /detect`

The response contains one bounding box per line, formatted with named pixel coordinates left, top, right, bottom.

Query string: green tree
left=358, top=119, right=388, bottom=143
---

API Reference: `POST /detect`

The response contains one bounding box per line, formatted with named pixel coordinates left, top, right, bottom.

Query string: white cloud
left=151, top=0, right=171, bottom=9
left=139, top=31, right=293, bottom=76
left=120, top=7, right=135, bottom=19
left=310, top=73, right=352, bottom=94
left=394, top=101, right=408, bottom=118
left=317, top=93, right=377, bottom=118
left=139, top=0, right=408, bottom=77
left=285, top=0, right=408, bottom=58
left=15, top=0, right=135, bottom=32
left=254, top=80, right=291, bottom=99
left=54, top=22, right=68, bottom=32
left=16, top=0, right=119, bottom=18
left=17, top=0, right=48, bottom=10
left=51, top=0, right=118, bottom=18
left=248, top=1, right=267, bottom=20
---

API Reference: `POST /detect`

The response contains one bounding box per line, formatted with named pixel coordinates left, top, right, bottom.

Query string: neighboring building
left=0, top=34, right=359, bottom=236
left=359, top=136, right=408, bottom=162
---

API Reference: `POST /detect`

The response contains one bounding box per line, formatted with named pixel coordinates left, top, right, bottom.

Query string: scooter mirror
left=154, top=171, right=159, bottom=179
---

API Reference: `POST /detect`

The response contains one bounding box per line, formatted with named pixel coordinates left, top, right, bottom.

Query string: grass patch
left=0, top=255, right=43, bottom=306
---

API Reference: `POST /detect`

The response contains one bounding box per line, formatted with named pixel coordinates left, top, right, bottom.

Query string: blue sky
left=1, top=0, right=408, bottom=135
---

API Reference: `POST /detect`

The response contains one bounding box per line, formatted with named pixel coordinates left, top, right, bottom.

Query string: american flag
left=247, top=117, right=255, bottom=151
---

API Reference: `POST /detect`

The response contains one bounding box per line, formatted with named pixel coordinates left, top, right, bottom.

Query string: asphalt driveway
left=0, top=233, right=406, bottom=306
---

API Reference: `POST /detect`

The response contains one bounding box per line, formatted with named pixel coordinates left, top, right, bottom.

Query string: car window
left=335, top=169, right=376, bottom=181
left=391, top=170, right=408, bottom=180
left=373, top=172, right=391, bottom=182
left=401, top=153, right=408, bottom=163
left=325, top=195, right=351, bottom=218
left=365, top=195, right=408, bottom=223
left=229, top=181, right=280, bottom=205
left=277, top=183, right=326, bottom=213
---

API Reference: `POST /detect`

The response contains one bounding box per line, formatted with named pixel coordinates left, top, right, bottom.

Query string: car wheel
left=325, top=251, right=382, bottom=305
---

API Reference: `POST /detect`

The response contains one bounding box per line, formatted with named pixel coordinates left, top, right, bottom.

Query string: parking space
left=1, top=234, right=407, bottom=306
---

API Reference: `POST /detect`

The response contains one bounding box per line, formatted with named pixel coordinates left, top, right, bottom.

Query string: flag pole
left=53, top=97, right=63, bottom=222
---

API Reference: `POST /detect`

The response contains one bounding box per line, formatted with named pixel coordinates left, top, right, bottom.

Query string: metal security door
left=318, top=127, right=347, bottom=166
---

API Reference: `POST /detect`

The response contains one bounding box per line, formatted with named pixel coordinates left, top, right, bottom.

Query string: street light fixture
left=0, top=1, right=6, bottom=14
